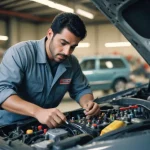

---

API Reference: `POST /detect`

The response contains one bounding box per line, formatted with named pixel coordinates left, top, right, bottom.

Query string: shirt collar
left=36, top=37, right=71, bottom=67
left=36, top=37, right=47, bottom=63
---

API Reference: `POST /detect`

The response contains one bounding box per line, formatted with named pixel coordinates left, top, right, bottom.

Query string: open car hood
left=91, top=0, right=150, bottom=65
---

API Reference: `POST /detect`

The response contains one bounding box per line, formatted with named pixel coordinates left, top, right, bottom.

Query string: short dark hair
left=51, top=12, right=87, bottom=40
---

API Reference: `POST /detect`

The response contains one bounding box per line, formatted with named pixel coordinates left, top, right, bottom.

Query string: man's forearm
left=1, top=95, right=42, bottom=118
left=1, top=95, right=67, bottom=128
left=79, top=93, right=94, bottom=108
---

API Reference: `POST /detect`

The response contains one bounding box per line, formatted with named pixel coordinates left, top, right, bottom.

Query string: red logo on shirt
left=60, top=79, right=71, bottom=84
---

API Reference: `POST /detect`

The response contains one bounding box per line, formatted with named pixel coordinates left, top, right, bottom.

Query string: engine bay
left=1, top=84, right=150, bottom=150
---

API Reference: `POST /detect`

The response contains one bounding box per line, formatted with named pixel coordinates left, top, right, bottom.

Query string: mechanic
left=0, top=12, right=100, bottom=128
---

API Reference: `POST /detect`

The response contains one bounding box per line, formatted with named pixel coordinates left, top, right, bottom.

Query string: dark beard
left=57, top=54, right=68, bottom=60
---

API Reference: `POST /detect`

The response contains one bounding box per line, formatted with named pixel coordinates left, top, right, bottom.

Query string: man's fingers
left=55, top=109, right=67, bottom=122
left=84, top=103, right=100, bottom=117
left=50, top=118, right=58, bottom=128
left=93, top=107, right=101, bottom=116
left=84, top=101, right=94, bottom=112
left=86, top=108, right=100, bottom=119
left=46, top=120, right=54, bottom=128
left=47, top=109, right=66, bottom=127
left=53, top=114, right=64, bottom=125
left=85, top=103, right=98, bottom=114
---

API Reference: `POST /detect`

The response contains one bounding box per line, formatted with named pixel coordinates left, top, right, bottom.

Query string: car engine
left=0, top=84, right=150, bottom=150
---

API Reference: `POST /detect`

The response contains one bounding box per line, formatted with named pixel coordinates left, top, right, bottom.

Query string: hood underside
left=91, top=0, right=150, bottom=65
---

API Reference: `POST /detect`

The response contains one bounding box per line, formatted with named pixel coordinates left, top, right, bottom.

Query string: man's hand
left=83, top=101, right=100, bottom=118
left=79, top=94, right=100, bottom=118
left=35, top=108, right=66, bottom=128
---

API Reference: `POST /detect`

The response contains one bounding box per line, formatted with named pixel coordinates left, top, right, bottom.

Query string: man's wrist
left=79, top=94, right=94, bottom=108
left=81, top=99, right=92, bottom=109
left=31, top=105, right=43, bottom=118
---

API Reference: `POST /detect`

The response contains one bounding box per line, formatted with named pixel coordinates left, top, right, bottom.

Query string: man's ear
left=46, top=28, right=53, bottom=39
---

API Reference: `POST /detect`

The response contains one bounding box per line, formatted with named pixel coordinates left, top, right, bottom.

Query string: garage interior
left=0, top=0, right=149, bottom=111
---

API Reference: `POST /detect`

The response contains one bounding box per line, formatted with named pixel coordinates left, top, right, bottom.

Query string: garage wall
left=37, top=23, right=50, bottom=38
left=8, top=18, right=39, bottom=46
left=75, top=25, right=100, bottom=58
left=97, top=24, right=141, bottom=56
left=75, top=24, right=141, bottom=60
left=0, top=20, right=7, bottom=50
left=36, top=22, right=141, bottom=59
left=0, top=20, right=6, bottom=35
left=0, top=17, right=141, bottom=60
left=19, top=21, right=38, bottom=41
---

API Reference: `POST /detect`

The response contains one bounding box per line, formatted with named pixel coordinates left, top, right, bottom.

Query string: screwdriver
left=65, top=121, right=69, bottom=124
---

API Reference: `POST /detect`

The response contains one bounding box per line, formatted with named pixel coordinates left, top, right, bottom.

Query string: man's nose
left=63, top=46, right=70, bottom=55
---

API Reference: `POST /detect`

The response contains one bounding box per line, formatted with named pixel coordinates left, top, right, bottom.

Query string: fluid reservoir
left=100, top=120, right=125, bottom=136
left=26, top=129, right=33, bottom=134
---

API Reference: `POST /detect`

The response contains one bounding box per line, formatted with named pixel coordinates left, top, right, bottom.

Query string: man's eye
left=71, top=46, right=76, bottom=50
left=61, top=43, right=66, bottom=46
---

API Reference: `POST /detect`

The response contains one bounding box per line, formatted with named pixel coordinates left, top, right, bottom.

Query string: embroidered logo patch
left=60, top=79, right=71, bottom=84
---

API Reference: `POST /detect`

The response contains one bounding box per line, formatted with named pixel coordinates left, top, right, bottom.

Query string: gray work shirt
left=0, top=37, right=92, bottom=125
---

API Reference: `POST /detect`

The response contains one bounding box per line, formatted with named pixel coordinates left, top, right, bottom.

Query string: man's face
left=46, top=28, right=81, bottom=62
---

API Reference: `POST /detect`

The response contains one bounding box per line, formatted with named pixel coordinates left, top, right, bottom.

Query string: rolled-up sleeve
left=69, top=56, right=92, bottom=102
left=0, top=46, right=25, bottom=105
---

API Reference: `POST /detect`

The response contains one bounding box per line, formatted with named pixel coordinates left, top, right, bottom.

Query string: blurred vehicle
left=126, top=55, right=150, bottom=79
left=132, top=63, right=150, bottom=78
left=80, top=55, right=131, bottom=92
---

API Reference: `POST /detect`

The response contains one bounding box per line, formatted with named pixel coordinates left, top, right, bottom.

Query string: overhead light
left=30, top=0, right=74, bottom=13
left=76, top=9, right=94, bottom=19
left=105, top=42, right=131, bottom=47
left=77, top=42, right=90, bottom=48
left=0, top=35, right=8, bottom=41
